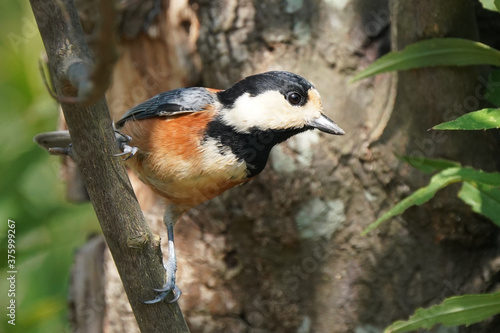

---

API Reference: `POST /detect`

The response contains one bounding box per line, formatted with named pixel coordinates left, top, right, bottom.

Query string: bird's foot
left=142, top=262, right=181, bottom=304
left=143, top=285, right=182, bottom=305
left=114, top=131, right=137, bottom=160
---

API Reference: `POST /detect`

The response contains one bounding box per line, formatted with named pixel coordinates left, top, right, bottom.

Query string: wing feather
left=115, top=87, right=218, bottom=127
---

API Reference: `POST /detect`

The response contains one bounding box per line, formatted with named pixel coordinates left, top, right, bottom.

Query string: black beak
left=309, top=113, right=345, bottom=135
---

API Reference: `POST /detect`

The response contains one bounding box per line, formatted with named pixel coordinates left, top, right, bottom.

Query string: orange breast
left=119, top=110, right=249, bottom=208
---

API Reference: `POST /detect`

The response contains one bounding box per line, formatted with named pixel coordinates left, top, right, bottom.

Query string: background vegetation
left=353, top=1, right=500, bottom=329
left=0, top=2, right=99, bottom=332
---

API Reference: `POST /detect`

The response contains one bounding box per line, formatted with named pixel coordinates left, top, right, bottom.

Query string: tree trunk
left=68, top=0, right=500, bottom=332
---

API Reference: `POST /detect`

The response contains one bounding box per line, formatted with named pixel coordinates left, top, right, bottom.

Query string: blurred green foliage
left=0, top=2, right=100, bottom=332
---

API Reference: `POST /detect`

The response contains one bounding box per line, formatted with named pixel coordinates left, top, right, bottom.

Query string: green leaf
left=432, top=108, right=500, bottom=130
left=363, top=167, right=500, bottom=235
left=385, top=292, right=500, bottom=333
left=458, top=182, right=500, bottom=226
left=397, top=155, right=461, bottom=174
left=480, top=0, right=500, bottom=11
left=351, top=38, right=500, bottom=82
left=481, top=0, right=498, bottom=11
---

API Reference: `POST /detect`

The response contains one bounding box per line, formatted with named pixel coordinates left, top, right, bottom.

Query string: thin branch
left=30, top=0, right=190, bottom=331
left=38, top=0, right=118, bottom=105
left=85, top=0, right=119, bottom=103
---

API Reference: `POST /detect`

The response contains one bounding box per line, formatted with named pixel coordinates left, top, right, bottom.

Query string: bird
left=35, top=71, right=345, bottom=304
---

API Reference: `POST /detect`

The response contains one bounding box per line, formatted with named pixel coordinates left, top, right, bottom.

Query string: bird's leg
left=143, top=209, right=182, bottom=304
left=113, top=130, right=137, bottom=160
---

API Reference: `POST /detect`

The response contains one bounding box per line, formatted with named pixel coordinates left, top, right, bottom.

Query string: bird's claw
left=141, top=292, right=170, bottom=305
left=114, top=131, right=137, bottom=160
left=143, top=284, right=182, bottom=304
left=142, top=260, right=181, bottom=304
left=114, top=144, right=138, bottom=160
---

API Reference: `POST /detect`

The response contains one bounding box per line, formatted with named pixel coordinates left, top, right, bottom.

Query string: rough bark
left=67, top=0, right=500, bottom=332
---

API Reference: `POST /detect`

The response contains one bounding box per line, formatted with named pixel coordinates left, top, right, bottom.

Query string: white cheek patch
left=221, top=89, right=323, bottom=132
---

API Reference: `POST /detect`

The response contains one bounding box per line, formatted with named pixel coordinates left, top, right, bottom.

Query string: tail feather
left=33, top=130, right=72, bottom=154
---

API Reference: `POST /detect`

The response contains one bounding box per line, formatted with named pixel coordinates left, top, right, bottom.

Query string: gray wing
left=115, top=87, right=217, bottom=128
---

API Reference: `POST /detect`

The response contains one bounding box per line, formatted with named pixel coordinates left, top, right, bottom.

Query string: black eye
left=286, top=92, right=303, bottom=106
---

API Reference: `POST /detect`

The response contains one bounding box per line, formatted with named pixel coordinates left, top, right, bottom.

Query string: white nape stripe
left=221, top=89, right=323, bottom=133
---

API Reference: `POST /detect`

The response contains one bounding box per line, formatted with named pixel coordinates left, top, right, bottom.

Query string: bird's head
left=217, top=71, right=344, bottom=136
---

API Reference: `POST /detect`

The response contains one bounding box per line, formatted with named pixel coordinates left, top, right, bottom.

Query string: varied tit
left=115, top=71, right=344, bottom=303
left=36, top=71, right=345, bottom=304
